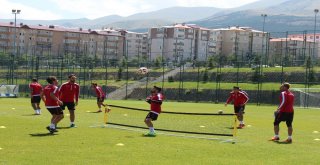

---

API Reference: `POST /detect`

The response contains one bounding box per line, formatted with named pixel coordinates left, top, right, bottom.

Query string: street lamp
left=11, top=9, right=21, bottom=84
left=313, top=9, right=319, bottom=59
left=258, top=13, right=267, bottom=105
left=261, top=14, right=268, bottom=63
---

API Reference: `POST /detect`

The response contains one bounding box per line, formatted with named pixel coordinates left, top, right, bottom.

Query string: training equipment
left=138, top=67, right=148, bottom=75
left=0, top=85, right=19, bottom=97
left=218, top=110, right=223, bottom=114
left=291, top=88, right=320, bottom=108
left=105, top=105, right=237, bottom=137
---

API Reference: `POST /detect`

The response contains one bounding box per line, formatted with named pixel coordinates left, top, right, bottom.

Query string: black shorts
left=60, top=102, right=75, bottom=111
left=234, top=105, right=245, bottom=114
left=31, top=96, right=41, bottom=103
left=47, top=107, right=64, bottom=115
left=274, top=112, right=294, bottom=127
left=145, top=112, right=158, bottom=121
left=97, top=97, right=105, bottom=103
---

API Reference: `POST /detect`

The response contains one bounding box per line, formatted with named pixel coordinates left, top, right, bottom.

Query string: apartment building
left=210, top=27, right=267, bottom=59
left=149, top=24, right=212, bottom=62
left=288, top=33, right=320, bottom=57
left=123, top=31, right=148, bottom=60
left=269, top=38, right=316, bottom=65
left=0, top=22, right=125, bottom=61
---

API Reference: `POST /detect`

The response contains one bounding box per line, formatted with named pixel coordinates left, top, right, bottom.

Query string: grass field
left=1, top=98, right=320, bottom=165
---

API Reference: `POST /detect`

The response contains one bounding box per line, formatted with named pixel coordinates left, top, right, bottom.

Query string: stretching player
left=225, top=86, right=249, bottom=129
left=271, top=83, right=295, bottom=143
left=41, top=76, right=64, bottom=134
left=59, top=74, right=80, bottom=128
left=144, top=86, right=164, bottom=137
left=29, top=78, right=42, bottom=115
left=91, top=83, right=106, bottom=112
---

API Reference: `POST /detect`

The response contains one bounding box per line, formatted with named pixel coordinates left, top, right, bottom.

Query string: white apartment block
left=149, top=24, right=211, bottom=62
left=124, top=31, right=148, bottom=60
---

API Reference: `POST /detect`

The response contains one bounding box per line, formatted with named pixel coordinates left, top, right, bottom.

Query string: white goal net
left=0, top=85, right=19, bottom=97
left=291, top=88, right=320, bottom=108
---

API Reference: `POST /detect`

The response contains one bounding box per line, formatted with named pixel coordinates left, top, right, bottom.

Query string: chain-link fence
left=1, top=30, right=320, bottom=108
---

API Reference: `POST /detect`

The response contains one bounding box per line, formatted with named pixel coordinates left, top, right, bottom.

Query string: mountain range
left=0, top=0, right=320, bottom=33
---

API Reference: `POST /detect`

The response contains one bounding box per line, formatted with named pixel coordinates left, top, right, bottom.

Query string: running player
left=91, top=83, right=106, bottom=112
left=225, top=86, right=249, bottom=129
left=40, top=76, right=64, bottom=134
left=59, top=74, right=80, bottom=128
left=29, top=78, right=42, bottom=115
left=144, top=86, right=164, bottom=137
left=271, top=82, right=295, bottom=143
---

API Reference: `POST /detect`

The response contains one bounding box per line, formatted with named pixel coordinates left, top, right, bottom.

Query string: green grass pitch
left=0, top=98, right=320, bottom=165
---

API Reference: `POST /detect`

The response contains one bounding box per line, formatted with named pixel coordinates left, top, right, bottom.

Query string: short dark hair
left=282, top=82, right=290, bottom=89
left=46, top=76, right=57, bottom=84
left=154, top=86, right=161, bottom=92
left=68, top=74, right=76, bottom=78
left=32, top=78, right=37, bottom=82
left=233, top=86, right=240, bottom=90
left=91, top=83, right=97, bottom=86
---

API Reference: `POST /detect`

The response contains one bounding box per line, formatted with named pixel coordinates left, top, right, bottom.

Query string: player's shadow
left=87, top=111, right=103, bottom=113
left=56, top=126, right=70, bottom=129
left=29, top=133, right=57, bottom=137
left=274, top=141, right=292, bottom=145
left=21, top=114, right=39, bottom=116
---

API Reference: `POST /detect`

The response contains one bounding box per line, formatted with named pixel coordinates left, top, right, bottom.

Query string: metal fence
left=1, top=30, right=320, bottom=107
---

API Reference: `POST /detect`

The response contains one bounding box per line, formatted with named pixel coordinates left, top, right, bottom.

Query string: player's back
left=280, top=91, right=294, bottom=112
left=30, top=83, right=42, bottom=96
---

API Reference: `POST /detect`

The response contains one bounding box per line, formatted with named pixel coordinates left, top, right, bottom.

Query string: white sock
left=275, top=135, right=279, bottom=138
left=71, top=122, right=74, bottom=125
left=38, top=109, right=41, bottom=114
left=240, top=121, right=244, bottom=124
left=149, top=127, right=155, bottom=133
left=50, top=123, right=55, bottom=129
left=288, top=136, right=292, bottom=139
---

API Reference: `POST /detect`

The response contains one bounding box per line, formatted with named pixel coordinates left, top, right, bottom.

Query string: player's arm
left=277, top=92, right=286, bottom=112
left=150, top=94, right=163, bottom=104
left=51, top=87, right=63, bottom=105
left=225, top=94, right=233, bottom=106
left=40, top=91, right=46, bottom=103
left=29, top=84, right=33, bottom=98
left=241, top=92, right=249, bottom=106
left=75, top=84, right=80, bottom=106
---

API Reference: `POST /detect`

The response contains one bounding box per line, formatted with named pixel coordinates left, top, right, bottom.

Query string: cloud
left=175, top=0, right=258, bottom=8
left=0, top=0, right=62, bottom=20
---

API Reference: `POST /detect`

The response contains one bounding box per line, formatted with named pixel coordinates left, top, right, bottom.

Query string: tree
left=202, top=70, right=209, bottom=83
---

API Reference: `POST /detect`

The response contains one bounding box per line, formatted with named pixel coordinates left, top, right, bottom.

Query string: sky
left=0, top=0, right=259, bottom=20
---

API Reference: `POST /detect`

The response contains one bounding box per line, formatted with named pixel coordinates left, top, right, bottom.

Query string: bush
left=168, top=76, right=174, bottom=82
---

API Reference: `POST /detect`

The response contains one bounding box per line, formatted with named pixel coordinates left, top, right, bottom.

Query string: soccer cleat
left=96, top=110, right=102, bottom=113
left=143, top=132, right=156, bottom=137
left=237, top=124, right=245, bottom=129
left=70, top=124, right=77, bottom=128
left=283, top=139, right=292, bottom=143
left=46, top=126, right=58, bottom=133
left=270, top=136, right=280, bottom=141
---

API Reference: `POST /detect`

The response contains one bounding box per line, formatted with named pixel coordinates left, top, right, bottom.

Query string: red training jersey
left=226, top=91, right=249, bottom=106
left=59, top=82, right=80, bottom=102
left=94, top=86, right=105, bottom=98
left=29, top=82, right=42, bottom=96
left=43, top=84, right=60, bottom=108
left=150, top=93, right=164, bottom=114
left=278, top=90, right=294, bottom=113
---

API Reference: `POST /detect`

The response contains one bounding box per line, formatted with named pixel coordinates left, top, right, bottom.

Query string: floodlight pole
left=313, top=9, right=319, bottom=59
left=11, top=9, right=21, bottom=84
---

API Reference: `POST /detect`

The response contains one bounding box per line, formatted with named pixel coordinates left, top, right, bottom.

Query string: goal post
left=0, top=85, right=19, bottom=98
left=291, top=88, right=320, bottom=108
